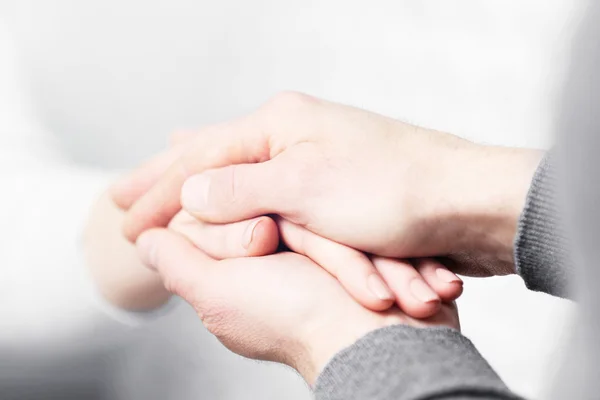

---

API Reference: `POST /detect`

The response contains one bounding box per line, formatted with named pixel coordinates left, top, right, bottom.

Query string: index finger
left=123, top=116, right=270, bottom=242
left=110, top=142, right=187, bottom=210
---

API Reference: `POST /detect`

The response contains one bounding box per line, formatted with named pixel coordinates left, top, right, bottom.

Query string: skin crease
left=171, top=210, right=464, bottom=318
left=85, top=191, right=286, bottom=311
left=113, top=92, right=542, bottom=278
left=89, top=105, right=462, bottom=384
left=136, top=226, right=460, bottom=385
left=89, top=131, right=462, bottom=314
left=85, top=185, right=462, bottom=316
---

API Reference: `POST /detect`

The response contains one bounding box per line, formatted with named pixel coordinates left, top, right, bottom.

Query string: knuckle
left=162, top=275, right=193, bottom=299
left=262, top=91, right=317, bottom=116
left=282, top=162, right=319, bottom=220
left=271, top=90, right=313, bottom=107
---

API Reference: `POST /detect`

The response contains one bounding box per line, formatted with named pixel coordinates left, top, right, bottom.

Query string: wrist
left=297, top=312, right=406, bottom=385
left=441, top=145, right=543, bottom=274
left=84, top=191, right=171, bottom=311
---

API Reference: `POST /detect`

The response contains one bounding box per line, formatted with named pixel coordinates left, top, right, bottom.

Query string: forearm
left=438, top=145, right=544, bottom=277
left=458, top=147, right=573, bottom=296
left=84, top=191, right=171, bottom=311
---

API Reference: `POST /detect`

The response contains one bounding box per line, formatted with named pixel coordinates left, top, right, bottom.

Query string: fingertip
left=245, top=217, right=280, bottom=257
left=395, top=293, right=442, bottom=319
left=409, top=278, right=440, bottom=304
left=122, top=215, right=141, bottom=243
left=123, top=211, right=156, bottom=243
left=363, top=297, right=396, bottom=312
left=373, top=257, right=442, bottom=319
left=435, top=267, right=463, bottom=285
left=362, top=273, right=395, bottom=311
left=135, top=228, right=171, bottom=270
left=341, top=276, right=395, bottom=312
left=124, top=197, right=183, bottom=244
left=109, top=178, right=134, bottom=210
left=415, top=259, right=464, bottom=302
left=438, top=281, right=464, bottom=302
left=418, top=302, right=442, bottom=319
left=401, top=278, right=441, bottom=319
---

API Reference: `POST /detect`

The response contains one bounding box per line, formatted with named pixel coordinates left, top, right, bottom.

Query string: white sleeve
left=0, top=22, right=170, bottom=354
left=0, top=23, right=64, bottom=166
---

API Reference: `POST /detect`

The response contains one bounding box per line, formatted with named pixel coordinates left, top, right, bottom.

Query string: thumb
left=180, top=159, right=296, bottom=224
left=136, top=228, right=215, bottom=302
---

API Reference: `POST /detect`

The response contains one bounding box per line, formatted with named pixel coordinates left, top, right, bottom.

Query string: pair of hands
left=111, top=92, right=540, bottom=382
left=142, top=212, right=461, bottom=383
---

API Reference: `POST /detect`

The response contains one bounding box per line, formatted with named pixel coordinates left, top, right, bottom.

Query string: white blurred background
left=1, top=1, right=586, bottom=398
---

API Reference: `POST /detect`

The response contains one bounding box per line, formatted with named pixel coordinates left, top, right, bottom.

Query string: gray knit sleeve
left=514, top=154, right=572, bottom=298
left=314, top=325, right=522, bottom=400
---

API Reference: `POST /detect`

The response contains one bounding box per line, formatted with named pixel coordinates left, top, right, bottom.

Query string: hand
left=170, top=211, right=463, bottom=317
left=135, top=227, right=460, bottom=385
left=119, top=131, right=464, bottom=313
left=113, top=92, right=542, bottom=276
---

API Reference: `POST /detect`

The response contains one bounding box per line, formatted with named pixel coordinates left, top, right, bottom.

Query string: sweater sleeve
left=314, top=325, right=522, bottom=400
left=514, top=154, right=572, bottom=298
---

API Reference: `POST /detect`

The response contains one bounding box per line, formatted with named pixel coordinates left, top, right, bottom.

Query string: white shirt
left=0, top=24, right=124, bottom=351
left=0, top=22, right=311, bottom=400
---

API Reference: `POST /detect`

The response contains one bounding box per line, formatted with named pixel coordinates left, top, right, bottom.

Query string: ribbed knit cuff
left=314, top=325, right=520, bottom=400
left=514, top=154, right=571, bottom=298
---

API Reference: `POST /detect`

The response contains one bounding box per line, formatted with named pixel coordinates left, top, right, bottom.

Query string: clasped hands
left=110, top=92, right=541, bottom=384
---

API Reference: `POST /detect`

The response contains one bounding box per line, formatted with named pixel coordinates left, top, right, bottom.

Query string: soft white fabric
left=0, top=23, right=135, bottom=353
left=0, top=22, right=311, bottom=399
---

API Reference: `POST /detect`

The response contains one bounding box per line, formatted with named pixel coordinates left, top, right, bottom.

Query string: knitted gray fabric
left=313, top=326, right=521, bottom=400
left=313, top=156, right=563, bottom=400
left=514, top=155, right=571, bottom=298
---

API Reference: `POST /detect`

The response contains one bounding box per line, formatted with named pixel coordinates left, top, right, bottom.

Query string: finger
left=110, top=141, right=188, bottom=210
left=111, top=131, right=196, bottom=210
left=277, top=219, right=394, bottom=311
left=136, top=228, right=216, bottom=303
left=413, top=258, right=463, bottom=302
left=123, top=116, right=270, bottom=242
left=372, top=256, right=441, bottom=319
left=169, top=213, right=279, bottom=259
left=180, top=159, right=295, bottom=224
left=169, top=130, right=196, bottom=146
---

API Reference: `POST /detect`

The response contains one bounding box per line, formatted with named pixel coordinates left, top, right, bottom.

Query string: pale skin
left=114, top=91, right=542, bottom=278
left=84, top=133, right=463, bottom=315
left=136, top=227, right=461, bottom=384
left=106, top=92, right=542, bottom=383
left=84, top=189, right=462, bottom=382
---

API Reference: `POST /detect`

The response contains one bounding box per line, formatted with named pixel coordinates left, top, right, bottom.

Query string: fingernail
left=136, top=234, right=157, bottom=270
left=243, top=220, right=262, bottom=249
left=436, top=268, right=463, bottom=284
left=410, top=279, right=439, bottom=303
left=181, top=174, right=211, bottom=212
left=367, top=274, right=395, bottom=301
